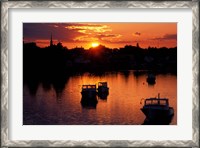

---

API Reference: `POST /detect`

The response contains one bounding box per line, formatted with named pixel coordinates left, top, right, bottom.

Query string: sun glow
left=91, top=42, right=99, bottom=48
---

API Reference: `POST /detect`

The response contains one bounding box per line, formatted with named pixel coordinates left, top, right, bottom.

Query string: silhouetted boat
left=97, top=82, right=109, bottom=100
left=81, top=85, right=97, bottom=98
left=146, top=73, right=156, bottom=84
left=81, top=84, right=98, bottom=109
left=140, top=94, right=174, bottom=122
left=97, top=82, right=109, bottom=94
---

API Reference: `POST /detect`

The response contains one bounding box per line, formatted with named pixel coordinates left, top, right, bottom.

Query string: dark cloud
left=65, top=23, right=103, bottom=27
left=97, top=34, right=117, bottom=38
left=135, top=32, right=141, bottom=36
left=96, top=34, right=121, bottom=40
left=163, top=34, right=177, bottom=40
left=152, top=34, right=177, bottom=40
left=23, top=23, right=87, bottom=43
left=99, top=39, right=133, bottom=44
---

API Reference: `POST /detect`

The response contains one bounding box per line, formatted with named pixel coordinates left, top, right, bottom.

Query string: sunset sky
left=23, top=23, right=177, bottom=49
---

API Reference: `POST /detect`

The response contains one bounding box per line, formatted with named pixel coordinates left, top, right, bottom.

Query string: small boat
left=97, top=82, right=109, bottom=94
left=81, top=85, right=97, bottom=98
left=140, top=94, right=174, bottom=122
left=81, top=84, right=98, bottom=108
left=146, top=73, right=156, bottom=84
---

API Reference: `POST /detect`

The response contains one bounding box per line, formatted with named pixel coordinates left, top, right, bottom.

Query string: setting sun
left=91, top=42, right=99, bottom=48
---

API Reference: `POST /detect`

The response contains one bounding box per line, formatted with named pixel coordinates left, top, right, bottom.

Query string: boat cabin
left=147, top=74, right=155, bottom=79
left=82, top=85, right=96, bottom=91
left=98, top=82, right=108, bottom=87
left=144, top=98, right=169, bottom=107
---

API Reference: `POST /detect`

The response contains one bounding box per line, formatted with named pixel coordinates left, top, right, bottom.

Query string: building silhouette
left=50, top=33, right=53, bottom=47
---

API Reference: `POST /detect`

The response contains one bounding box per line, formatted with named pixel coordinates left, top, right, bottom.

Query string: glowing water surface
left=23, top=71, right=177, bottom=125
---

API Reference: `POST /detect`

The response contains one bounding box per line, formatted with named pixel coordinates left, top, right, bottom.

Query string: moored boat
left=140, top=94, right=174, bottom=122
left=146, top=73, right=156, bottom=84
left=97, top=82, right=109, bottom=94
left=81, top=84, right=98, bottom=108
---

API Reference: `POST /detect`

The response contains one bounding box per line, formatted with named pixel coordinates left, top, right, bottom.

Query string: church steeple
left=50, top=33, right=53, bottom=47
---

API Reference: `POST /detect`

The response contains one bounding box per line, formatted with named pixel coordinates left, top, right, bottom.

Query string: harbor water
left=23, top=70, right=177, bottom=125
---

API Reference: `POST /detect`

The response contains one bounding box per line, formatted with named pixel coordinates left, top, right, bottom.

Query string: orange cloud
left=65, top=24, right=112, bottom=34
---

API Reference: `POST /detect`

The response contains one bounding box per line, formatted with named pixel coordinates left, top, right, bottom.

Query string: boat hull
left=97, top=92, right=108, bottom=100
left=97, top=87, right=109, bottom=94
left=146, top=77, right=156, bottom=84
left=141, top=107, right=174, bottom=121
left=81, top=91, right=97, bottom=99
